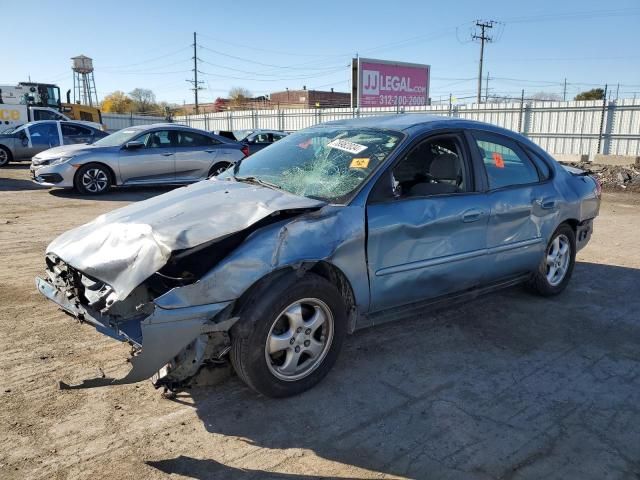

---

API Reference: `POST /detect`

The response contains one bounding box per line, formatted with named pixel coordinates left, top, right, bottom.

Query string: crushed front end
left=36, top=254, right=235, bottom=389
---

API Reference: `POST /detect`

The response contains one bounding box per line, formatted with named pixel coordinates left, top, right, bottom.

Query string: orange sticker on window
left=350, top=157, right=370, bottom=169
left=492, top=152, right=505, bottom=168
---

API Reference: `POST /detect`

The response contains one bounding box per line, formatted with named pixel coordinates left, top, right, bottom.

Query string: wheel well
left=307, top=261, right=358, bottom=334
left=562, top=219, right=579, bottom=233
left=233, top=261, right=358, bottom=333
left=74, top=162, right=116, bottom=186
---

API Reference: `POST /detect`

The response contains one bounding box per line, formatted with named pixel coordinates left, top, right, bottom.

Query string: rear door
left=118, top=129, right=176, bottom=184
left=469, top=130, right=557, bottom=281
left=173, top=130, right=220, bottom=181
left=366, top=131, right=492, bottom=311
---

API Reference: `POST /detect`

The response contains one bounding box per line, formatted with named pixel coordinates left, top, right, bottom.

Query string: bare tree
left=129, top=88, right=157, bottom=113
left=228, top=87, right=252, bottom=108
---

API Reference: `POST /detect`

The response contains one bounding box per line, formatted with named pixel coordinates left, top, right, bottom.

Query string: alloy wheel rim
left=0, top=149, right=7, bottom=165
left=545, top=234, right=571, bottom=286
left=82, top=168, right=108, bottom=193
left=265, top=298, right=334, bottom=382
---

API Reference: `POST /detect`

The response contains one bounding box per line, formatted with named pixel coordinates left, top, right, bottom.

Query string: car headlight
left=49, top=156, right=74, bottom=166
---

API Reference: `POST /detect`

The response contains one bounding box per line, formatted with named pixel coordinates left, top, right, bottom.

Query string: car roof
left=133, top=123, right=211, bottom=133
left=316, top=113, right=530, bottom=142
left=319, top=113, right=509, bottom=132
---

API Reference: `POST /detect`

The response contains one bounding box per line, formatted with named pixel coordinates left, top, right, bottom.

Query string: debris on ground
left=561, top=162, right=640, bottom=192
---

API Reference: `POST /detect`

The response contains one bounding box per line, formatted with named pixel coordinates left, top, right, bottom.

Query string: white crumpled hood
left=47, top=179, right=325, bottom=300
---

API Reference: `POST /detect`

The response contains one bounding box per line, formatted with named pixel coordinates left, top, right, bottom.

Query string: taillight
left=591, top=175, right=601, bottom=197
left=241, top=145, right=250, bottom=157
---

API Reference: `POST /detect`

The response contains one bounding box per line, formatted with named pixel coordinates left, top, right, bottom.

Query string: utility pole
left=563, top=78, right=567, bottom=101
left=472, top=20, right=495, bottom=104
left=186, top=32, right=204, bottom=114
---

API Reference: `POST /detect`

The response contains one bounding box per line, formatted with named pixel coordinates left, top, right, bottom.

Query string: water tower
left=71, top=55, right=98, bottom=107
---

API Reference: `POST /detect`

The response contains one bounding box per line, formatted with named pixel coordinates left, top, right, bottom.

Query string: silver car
left=30, top=123, right=247, bottom=194
left=0, top=120, right=107, bottom=167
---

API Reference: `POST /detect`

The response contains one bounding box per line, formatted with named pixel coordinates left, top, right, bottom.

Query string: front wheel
left=74, top=163, right=112, bottom=195
left=528, top=224, right=576, bottom=296
left=0, top=146, right=11, bottom=167
left=231, top=272, right=347, bottom=397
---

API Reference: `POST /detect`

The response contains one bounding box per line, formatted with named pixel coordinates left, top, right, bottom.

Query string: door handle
left=461, top=209, right=485, bottom=223
left=535, top=199, right=556, bottom=210
left=205, top=149, right=216, bottom=153
left=161, top=152, right=174, bottom=156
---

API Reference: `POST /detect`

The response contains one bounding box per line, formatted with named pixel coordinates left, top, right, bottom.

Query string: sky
left=3, top=0, right=640, bottom=108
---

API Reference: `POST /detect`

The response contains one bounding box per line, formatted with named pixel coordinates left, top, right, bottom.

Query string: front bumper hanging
left=36, top=276, right=232, bottom=389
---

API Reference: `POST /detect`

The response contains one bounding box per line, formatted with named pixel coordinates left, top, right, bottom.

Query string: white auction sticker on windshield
left=327, top=139, right=368, bottom=155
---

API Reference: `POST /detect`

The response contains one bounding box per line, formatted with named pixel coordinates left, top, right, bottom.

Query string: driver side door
left=366, top=132, right=492, bottom=312
left=21, top=122, right=61, bottom=159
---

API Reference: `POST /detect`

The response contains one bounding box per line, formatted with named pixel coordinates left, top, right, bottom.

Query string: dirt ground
left=1, top=164, right=639, bottom=480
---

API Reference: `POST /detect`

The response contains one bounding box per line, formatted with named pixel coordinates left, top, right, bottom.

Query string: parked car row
left=0, top=119, right=289, bottom=195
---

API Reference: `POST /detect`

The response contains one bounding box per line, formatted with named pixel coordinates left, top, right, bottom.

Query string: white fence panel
left=102, top=113, right=165, bottom=131
left=171, top=98, right=640, bottom=156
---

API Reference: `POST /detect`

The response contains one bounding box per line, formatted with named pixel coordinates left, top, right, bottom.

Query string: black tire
left=208, top=162, right=231, bottom=177
left=527, top=223, right=576, bottom=296
left=230, top=272, right=347, bottom=398
left=0, top=146, right=12, bottom=167
left=74, top=163, right=112, bottom=195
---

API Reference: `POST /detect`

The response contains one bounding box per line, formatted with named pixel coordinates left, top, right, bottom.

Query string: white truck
left=0, top=83, right=101, bottom=132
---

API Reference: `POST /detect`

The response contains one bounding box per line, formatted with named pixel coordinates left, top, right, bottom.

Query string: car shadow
left=147, top=261, right=640, bottom=479
left=48, top=185, right=178, bottom=202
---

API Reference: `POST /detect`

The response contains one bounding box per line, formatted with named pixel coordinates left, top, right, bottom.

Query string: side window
left=28, top=123, right=60, bottom=147
left=33, top=109, right=63, bottom=121
left=176, top=131, right=217, bottom=147
left=472, top=132, right=540, bottom=189
left=146, top=130, right=173, bottom=148
left=391, top=135, right=469, bottom=198
left=61, top=124, right=93, bottom=144
left=523, top=147, right=552, bottom=181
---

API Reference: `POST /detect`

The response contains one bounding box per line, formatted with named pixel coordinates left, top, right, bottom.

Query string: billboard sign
left=352, top=58, right=430, bottom=108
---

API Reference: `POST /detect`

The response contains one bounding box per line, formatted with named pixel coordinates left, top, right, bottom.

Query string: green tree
left=574, top=88, right=605, bottom=101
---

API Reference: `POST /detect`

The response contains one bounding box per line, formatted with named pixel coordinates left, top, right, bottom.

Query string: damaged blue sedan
left=36, top=115, right=600, bottom=397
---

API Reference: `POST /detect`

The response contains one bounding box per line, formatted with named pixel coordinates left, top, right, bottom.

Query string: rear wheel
left=0, top=146, right=11, bottom=167
left=528, top=224, right=576, bottom=296
left=231, top=272, right=347, bottom=397
left=209, top=162, right=231, bottom=177
left=74, top=163, right=112, bottom=195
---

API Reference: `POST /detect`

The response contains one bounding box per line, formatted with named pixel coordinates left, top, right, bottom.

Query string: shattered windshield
left=221, top=127, right=404, bottom=202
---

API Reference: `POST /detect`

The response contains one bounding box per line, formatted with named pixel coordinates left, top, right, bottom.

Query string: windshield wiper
left=234, top=175, right=282, bottom=191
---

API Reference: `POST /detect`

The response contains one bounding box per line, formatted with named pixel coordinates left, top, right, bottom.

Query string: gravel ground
left=1, top=164, right=639, bottom=480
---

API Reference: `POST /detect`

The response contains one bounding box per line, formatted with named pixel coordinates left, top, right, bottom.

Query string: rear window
left=472, top=132, right=540, bottom=189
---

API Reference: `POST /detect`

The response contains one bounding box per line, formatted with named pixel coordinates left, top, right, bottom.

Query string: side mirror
left=124, top=141, right=144, bottom=150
